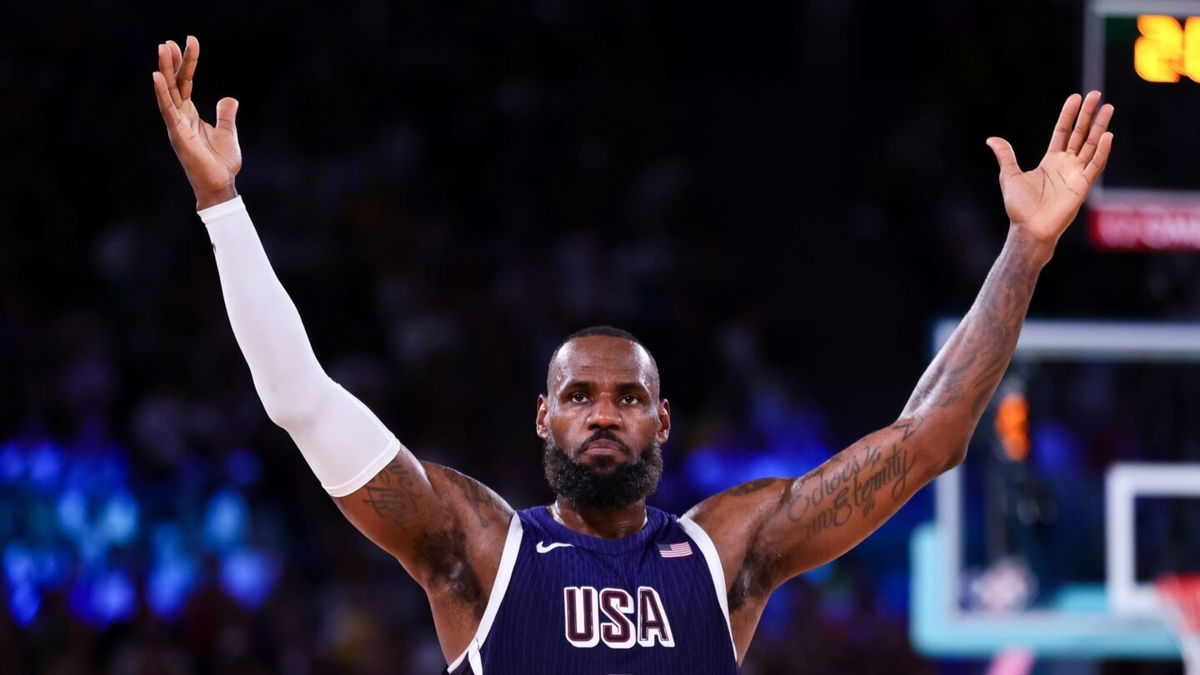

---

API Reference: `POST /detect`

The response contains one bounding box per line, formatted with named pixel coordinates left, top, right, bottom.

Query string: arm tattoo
left=785, top=442, right=915, bottom=539
left=891, top=417, right=924, bottom=441
left=905, top=232, right=1045, bottom=433
left=351, top=459, right=421, bottom=523
left=439, top=466, right=493, bottom=529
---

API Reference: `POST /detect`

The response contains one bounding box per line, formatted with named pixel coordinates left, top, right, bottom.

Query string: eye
left=568, top=392, right=590, bottom=404
left=619, top=394, right=641, bottom=405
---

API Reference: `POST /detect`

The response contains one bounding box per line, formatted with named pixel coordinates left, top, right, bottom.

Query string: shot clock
left=1085, top=0, right=1200, bottom=250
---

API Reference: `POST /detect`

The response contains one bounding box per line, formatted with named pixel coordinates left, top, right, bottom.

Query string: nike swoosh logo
left=536, top=541, right=575, bottom=553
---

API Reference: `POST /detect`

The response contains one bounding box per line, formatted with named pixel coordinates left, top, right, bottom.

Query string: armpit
left=422, top=527, right=487, bottom=619
left=728, top=547, right=782, bottom=613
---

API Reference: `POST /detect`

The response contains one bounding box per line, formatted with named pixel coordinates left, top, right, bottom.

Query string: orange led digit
left=1186, top=17, right=1200, bottom=82
left=1135, top=15, right=1184, bottom=83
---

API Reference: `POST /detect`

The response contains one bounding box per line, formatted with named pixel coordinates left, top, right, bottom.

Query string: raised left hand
left=986, top=91, right=1114, bottom=246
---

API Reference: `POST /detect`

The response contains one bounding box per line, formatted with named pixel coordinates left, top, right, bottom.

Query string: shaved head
left=546, top=326, right=660, bottom=400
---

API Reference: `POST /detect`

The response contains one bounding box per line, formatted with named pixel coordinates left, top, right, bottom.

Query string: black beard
left=543, top=434, right=663, bottom=510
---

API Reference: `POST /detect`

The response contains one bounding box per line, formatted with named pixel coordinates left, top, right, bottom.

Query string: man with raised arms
left=151, top=36, right=1113, bottom=674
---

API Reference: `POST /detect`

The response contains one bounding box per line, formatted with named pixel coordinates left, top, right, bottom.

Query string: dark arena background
left=3, top=1, right=1200, bottom=673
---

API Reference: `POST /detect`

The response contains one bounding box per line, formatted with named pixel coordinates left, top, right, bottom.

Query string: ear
left=656, top=398, right=671, bottom=445
left=536, top=394, right=550, bottom=440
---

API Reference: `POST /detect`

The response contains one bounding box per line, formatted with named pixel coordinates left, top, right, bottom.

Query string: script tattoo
left=438, top=466, right=493, bottom=529
left=785, top=443, right=915, bottom=539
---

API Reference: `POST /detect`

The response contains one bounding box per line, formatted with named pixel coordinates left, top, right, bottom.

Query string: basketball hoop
left=1156, top=574, right=1200, bottom=674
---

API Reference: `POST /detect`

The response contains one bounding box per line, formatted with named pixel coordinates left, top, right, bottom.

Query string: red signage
left=1089, top=202, right=1200, bottom=251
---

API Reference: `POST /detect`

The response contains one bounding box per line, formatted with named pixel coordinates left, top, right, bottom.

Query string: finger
left=158, top=42, right=182, bottom=107
left=152, top=71, right=182, bottom=129
left=1047, top=93, right=1082, bottom=153
left=1083, top=132, right=1113, bottom=184
left=167, top=39, right=183, bottom=75
left=1077, top=103, right=1114, bottom=166
left=1066, top=90, right=1101, bottom=155
left=216, top=97, right=239, bottom=133
left=179, top=35, right=199, bottom=101
left=986, top=137, right=1021, bottom=179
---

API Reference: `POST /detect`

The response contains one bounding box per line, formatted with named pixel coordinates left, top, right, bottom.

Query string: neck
left=552, top=497, right=647, bottom=540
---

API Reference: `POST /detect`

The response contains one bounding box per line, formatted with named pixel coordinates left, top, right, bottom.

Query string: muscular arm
left=153, top=37, right=510, bottom=660
left=198, top=191, right=513, bottom=581
left=686, top=92, right=1114, bottom=659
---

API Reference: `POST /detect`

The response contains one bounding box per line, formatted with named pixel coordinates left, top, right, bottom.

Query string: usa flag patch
left=658, top=542, right=693, bottom=558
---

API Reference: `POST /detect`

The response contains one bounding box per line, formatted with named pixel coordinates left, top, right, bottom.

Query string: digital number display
left=1099, top=14, right=1200, bottom=192
left=1134, top=15, right=1200, bottom=82
left=1086, top=3, right=1200, bottom=250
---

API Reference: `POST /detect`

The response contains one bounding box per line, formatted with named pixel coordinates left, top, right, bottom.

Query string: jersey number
left=563, top=586, right=675, bottom=649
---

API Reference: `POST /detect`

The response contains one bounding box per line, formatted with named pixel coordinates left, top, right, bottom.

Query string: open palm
left=152, top=37, right=241, bottom=206
left=986, top=91, right=1114, bottom=245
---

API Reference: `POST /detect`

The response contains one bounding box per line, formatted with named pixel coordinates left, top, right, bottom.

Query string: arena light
left=8, top=584, right=40, bottom=626
left=148, top=555, right=198, bottom=619
left=994, top=392, right=1030, bottom=462
left=219, top=548, right=280, bottom=609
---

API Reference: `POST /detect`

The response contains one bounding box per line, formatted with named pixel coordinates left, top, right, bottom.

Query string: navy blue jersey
left=445, top=505, right=740, bottom=674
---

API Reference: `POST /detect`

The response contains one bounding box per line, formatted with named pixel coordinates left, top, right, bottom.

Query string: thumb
left=985, top=137, right=1020, bottom=179
left=215, top=97, right=239, bottom=132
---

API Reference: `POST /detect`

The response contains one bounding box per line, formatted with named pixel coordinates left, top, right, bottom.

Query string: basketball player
left=152, top=36, right=1113, bottom=673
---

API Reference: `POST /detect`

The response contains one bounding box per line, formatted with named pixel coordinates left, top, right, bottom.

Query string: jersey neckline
left=521, top=504, right=672, bottom=555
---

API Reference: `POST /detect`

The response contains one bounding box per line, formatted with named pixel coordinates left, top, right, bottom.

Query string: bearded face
left=536, top=334, right=671, bottom=510
left=542, top=430, right=663, bottom=510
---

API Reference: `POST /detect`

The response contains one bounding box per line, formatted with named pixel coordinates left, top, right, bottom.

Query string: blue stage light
left=685, top=442, right=829, bottom=494
left=803, top=561, right=835, bottom=585
left=758, top=582, right=795, bottom=638
left=684, top=445, right=736, bottom=492
left=95, top=450, right=130, bottom=491
left=0, top=442, right=23, bottom=484
left=3, top=542, right=34, bottom=587
left=72, top=568, right=137, bottom=627
left=27, top=442, right=63, bottom=491
left=203, top=489, right=249, bottom=552
left=57, top=489, right=89, bottom=539
left=98, top=490, right=139, bottom=545
left=1032, top=420, right=1083, bottom=477
left=147, top=556, right=198, bottom=619
left=219, top=548, right=280, bottom=609
left=31, top=549, right=68, bottom=587
left=8, top=583, right=40, bottom=626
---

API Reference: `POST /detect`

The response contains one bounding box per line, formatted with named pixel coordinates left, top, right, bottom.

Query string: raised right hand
left=152, top=36, right=242, bottom=209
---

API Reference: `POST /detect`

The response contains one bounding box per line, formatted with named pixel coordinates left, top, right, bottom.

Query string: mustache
left=579, top=429, right=632, bottom=456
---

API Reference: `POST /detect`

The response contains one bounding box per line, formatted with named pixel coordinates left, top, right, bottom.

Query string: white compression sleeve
left=199, top=196, right=400, bottom=497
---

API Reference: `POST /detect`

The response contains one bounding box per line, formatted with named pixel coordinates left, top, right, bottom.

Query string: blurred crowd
left=3, top=1, right=1200, bottom=673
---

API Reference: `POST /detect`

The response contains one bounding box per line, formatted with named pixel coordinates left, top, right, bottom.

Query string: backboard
left=911, top=320, right=1200, bottom=660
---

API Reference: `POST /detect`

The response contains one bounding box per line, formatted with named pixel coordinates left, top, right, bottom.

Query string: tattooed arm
left=332, top=459, right=512, bottom=660
left=685, top=92, right=1114, bottom=660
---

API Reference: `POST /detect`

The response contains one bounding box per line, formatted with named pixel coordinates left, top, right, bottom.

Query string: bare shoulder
left=422, top=462, right=515, bottom=534
left=685, top=477, right=791, bottom=534
left=683, top=477, right=794, bottom=657
left=332, top=456, right=513, bottom=606
left=683, top=477, right=791, bottom=593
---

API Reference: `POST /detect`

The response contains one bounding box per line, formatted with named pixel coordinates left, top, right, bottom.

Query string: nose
left=587, top=396, right=622, bottom=430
